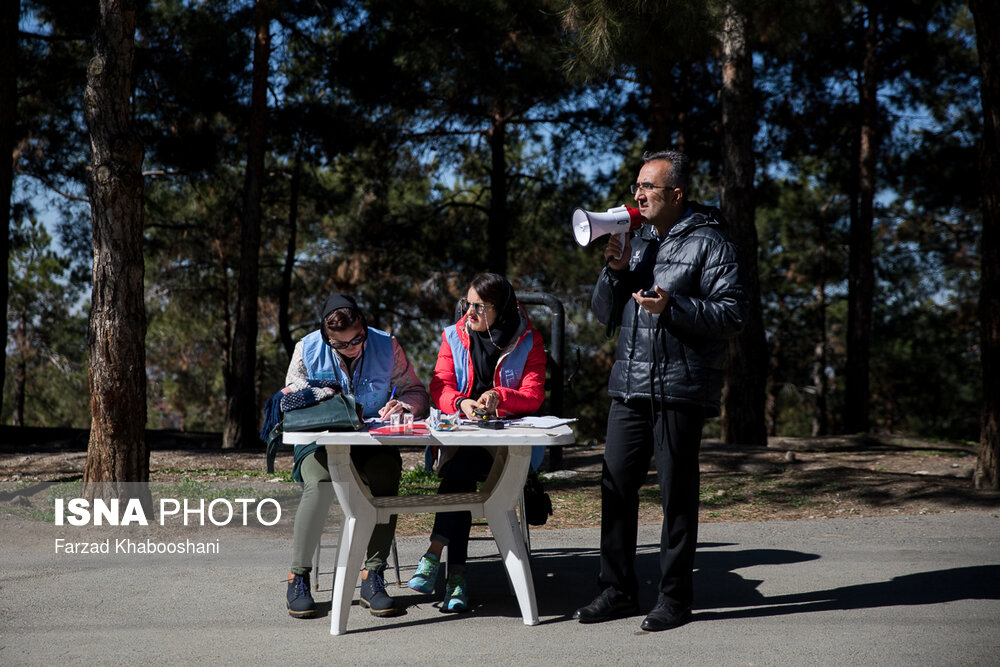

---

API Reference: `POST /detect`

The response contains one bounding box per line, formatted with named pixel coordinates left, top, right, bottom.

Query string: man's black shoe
left=572, top=588, right=639, bottom=623
left=286, top=571, right=316, bottom=618
left=640, top=599, right=691, bottom=631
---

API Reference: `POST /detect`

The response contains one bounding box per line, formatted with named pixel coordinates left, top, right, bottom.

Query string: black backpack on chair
left=522, top=470, right=553, bottom=526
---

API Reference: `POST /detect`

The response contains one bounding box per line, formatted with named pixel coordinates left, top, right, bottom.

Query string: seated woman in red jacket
left=408, top=273, right=546, bottom=612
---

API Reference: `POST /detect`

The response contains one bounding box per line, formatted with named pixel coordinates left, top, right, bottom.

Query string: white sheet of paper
left=509, top=416, right=577, bottom=428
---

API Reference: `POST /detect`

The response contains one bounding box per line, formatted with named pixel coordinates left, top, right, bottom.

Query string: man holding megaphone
left=573, top=150, right=747, bottom=632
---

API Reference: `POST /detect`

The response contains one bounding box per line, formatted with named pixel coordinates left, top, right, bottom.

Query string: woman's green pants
left=290, top=446, right=402, bottom=574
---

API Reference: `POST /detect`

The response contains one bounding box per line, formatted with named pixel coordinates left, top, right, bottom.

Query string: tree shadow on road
left=311, top=540, right=998, bottom=632
left=526, top=541, right=820, bottom=618
left=530, top=541, right=999, bottom=622
left=694, top=563, right=1000, bottom=621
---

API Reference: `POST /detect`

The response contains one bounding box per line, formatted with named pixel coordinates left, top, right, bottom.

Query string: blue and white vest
left=442, top=325, right=533, bottom=395
left=442, top=323, right=545, bottom=470
left=300, top=327, right=394, bottom=419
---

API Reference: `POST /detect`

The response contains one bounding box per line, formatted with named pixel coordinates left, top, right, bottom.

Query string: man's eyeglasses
left=630, top=182, right=677, bottom=195
left=329, top=331, right=366, bottom=349
left=459, top=298, right=493, bottom=315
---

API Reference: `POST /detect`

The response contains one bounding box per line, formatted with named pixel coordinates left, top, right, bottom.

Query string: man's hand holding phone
left=633, top=285, right=670, bottom=315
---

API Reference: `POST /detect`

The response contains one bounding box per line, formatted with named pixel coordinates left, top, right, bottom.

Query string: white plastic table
left=283, top=422, right=575, bottom=635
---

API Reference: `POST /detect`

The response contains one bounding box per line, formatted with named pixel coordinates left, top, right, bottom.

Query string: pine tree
left=83, top=0, right=148, bottom=485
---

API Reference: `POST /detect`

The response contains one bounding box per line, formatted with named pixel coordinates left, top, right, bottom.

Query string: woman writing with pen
left=407, top=273, right=546, bottom=612
left=283, top=293, right=428, bottom=620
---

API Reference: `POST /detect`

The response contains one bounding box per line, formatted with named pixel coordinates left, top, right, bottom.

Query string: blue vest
left=300, top=327, right=394, bottom=418
left=442, top=324, right=545, bottom=470
left=443, top=325, right=533, bottom=394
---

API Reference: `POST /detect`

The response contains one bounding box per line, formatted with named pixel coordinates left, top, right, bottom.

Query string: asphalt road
left=2, top=511, right=998, bottom=665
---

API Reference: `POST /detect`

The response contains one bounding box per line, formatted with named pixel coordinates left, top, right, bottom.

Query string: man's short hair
left=642, top=150, right=690, bottom=191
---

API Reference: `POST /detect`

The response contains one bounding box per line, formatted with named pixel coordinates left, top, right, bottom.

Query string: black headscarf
left=467, top=280, right=521, bottom=398
left=317, top=293, right=366, bottom=378
left=320, top=293, right=359, bottom=322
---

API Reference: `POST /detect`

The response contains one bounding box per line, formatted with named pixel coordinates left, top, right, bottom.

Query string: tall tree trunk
left=13, top=355, right=25, bottom=427
left=223, top=0, right=270, bottom=449
left=971, top=0, right=1000, bottom=490
left=0, top=0, right=18, bottom=412
left=279, top=137, right=304, bottom=359
left=812, top=208, right=830, bottom=437
left=646, top=64, right=690, bottom=153
left=82, top=0, right=148, bottom=486
left=765, top=299, right=786, bottom=437
left=12, top=312, right=26, bottom=426
left=811, top=276, right=829, bottom=437
left=719, top=2, right=767, bottom=446
left=845, top=3, right=878, bottom=434
left=487, top=99, right=508, bottom=276
left=648, top=66, right=672, bottom=151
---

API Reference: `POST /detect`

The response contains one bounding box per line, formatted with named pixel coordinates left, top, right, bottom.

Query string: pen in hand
left=379, top=385, right=399, bottom=420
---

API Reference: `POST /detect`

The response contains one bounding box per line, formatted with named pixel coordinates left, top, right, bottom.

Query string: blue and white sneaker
left=443, top=573, right=468, bottom=612
left=407, top=553, right=440, bottom=594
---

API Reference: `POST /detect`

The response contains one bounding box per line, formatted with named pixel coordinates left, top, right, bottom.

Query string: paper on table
left=508, top=416, right=577, bottom=428
left=368, top=422, right=430, bottom=437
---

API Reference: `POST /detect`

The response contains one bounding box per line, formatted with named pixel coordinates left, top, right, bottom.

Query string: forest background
left=3, top=0, right=998, bottom=487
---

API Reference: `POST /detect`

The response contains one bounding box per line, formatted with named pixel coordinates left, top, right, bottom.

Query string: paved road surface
left=2, top=512, right=998, bottom=665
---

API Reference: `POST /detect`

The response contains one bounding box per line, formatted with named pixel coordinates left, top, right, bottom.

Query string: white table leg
left=483, top=447, right=538, bottom=626
left=326, top=445, right=377, bottom=636
left=285, top=427, right=574, bottom=636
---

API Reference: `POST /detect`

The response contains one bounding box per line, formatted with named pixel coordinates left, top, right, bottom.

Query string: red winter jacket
left=430, top=304, right=546, bottom=418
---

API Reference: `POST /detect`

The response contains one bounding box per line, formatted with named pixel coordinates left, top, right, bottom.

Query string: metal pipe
left=517, top=292, right=565, bottom=469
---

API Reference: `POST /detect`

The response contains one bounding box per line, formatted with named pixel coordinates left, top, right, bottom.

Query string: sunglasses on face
left=329, top=331, right=366, bottom=349
left=460, top=298, right=493, bottom=315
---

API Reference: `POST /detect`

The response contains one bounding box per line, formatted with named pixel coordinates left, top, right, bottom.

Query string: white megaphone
left=572, top=205, right=643, bottom=256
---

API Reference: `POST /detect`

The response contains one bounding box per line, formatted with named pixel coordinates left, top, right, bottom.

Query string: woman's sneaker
left=407, top=553, right=440, bottom=594
left=443, top=573, right=468, bottom=612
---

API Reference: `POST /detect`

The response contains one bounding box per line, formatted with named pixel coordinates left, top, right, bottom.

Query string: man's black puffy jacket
left=591, top=202, right=747, bottom=414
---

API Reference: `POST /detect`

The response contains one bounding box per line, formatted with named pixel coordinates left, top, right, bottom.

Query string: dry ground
left=2, top=432, right=998, bottom=535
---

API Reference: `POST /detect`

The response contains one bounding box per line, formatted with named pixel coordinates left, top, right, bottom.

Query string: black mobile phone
left=477, top=420, right=505, bottom=430
left=641, top=289, right=657, bottom=298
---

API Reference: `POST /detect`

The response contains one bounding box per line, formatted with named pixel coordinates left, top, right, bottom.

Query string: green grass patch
left=698, top=473, right=822, bottom=510
left=0, top=476, right=305, bottom=524
left=0, top=480, right=83, bottom=522
left=399, top=465, right=439, bottom=496
left=153, top=478, right=297, bottom=502
left=155, top=468, right=295, bottom=482
left=638, top=487, right=662, bottom=504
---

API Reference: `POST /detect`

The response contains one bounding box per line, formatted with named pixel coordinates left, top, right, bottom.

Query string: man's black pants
left=599, top=397, right=705, bottom=609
